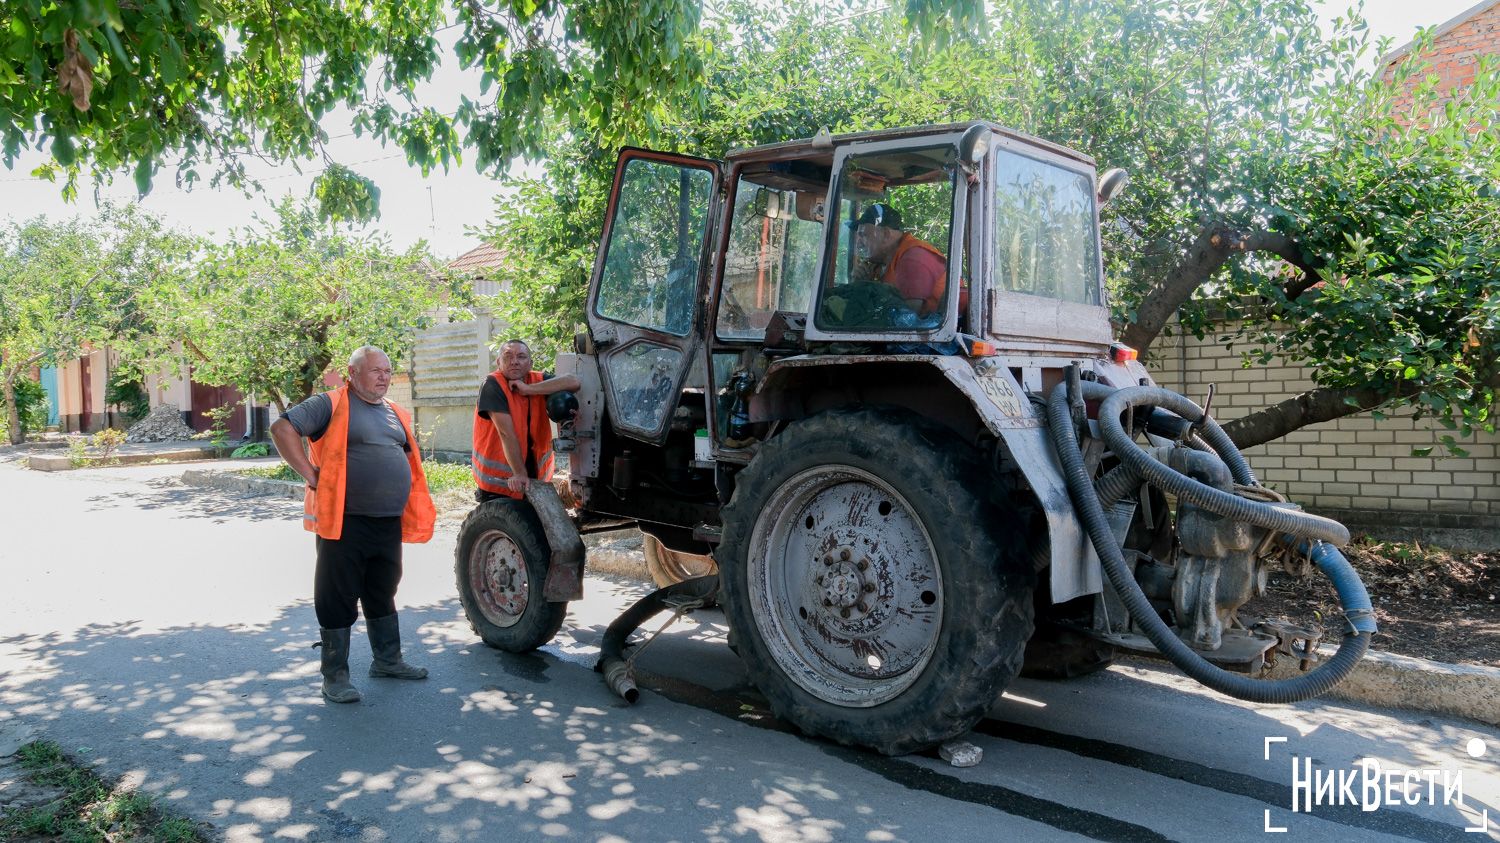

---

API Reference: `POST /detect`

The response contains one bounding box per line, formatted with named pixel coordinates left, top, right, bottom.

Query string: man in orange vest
left=472, top=339, right=581, bottom=500
left=270, top=346, right=435, bottom=704
left=853, top=202, right=949, bottom=317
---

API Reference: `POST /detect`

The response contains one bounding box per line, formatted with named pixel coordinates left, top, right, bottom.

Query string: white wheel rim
left=747, top=465, right=943, bottom=707
left=470, top=530, right=528, bottom=628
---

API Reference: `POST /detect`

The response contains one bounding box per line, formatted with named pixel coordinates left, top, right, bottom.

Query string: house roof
left=1381, top=0, right=1500, bottom=67
left=447, top=243, right=507, bottom=274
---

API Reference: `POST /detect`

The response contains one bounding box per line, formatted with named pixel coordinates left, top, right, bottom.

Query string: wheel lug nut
left=840, top=607, right=851, bottom=618
left=857, top=559, right=868, bottom=571
left=863, top=583, right=875, bottom=593
left=816, top=575, right=825, bottom=585
left=856, top=601, right=869, bottom=613
left=840, top=549, right=851, bottom=561
left=823, top=598, right=832, bottom=607
left=823, top=555, right=834, bottom=566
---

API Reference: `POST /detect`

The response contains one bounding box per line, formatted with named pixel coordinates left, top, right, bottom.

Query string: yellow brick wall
left=1148, top=324, right=1500, bottom=545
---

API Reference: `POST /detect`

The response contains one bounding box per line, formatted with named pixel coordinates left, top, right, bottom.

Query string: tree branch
left=1121, top=224, right=1324, bottom=355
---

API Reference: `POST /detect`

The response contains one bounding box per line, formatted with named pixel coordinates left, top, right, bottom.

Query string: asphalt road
left=1, top=459, right=1495, bottom=843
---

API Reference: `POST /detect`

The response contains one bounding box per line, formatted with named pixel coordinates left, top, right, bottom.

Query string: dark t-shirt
left=476, top=372, right=552, bottom=477
left=476, top=372, right=553, bottom=419
left=282, top=392, right=412, bottom=517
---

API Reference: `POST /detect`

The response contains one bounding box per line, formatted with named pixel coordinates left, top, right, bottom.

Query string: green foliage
left=105, top=371, right=150, bottom=425
left=11, top=374, right=49, bottom=435
left=202, top=403, right=237, bottom=448
left=92, top=427, right=126, bottom=462
left=231, top=442, right=271, bottom=458
left=0, top=205, right=192, bottom=443
left=130, top=197, right=455, bottom=411
left=0, top=740, right=206, bottom=843
left=483, top=0, right=1500, bottom=446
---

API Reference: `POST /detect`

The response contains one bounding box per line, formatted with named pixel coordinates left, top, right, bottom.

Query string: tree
left=131, top=198, right=456, bottom=413
left=2, top=0, right=979, bottom=220
left=0, top=205, right=187, bottom=444
left=479, top=0, right=1499, bottom=449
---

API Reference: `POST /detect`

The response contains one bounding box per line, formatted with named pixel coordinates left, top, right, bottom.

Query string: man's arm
left=270, top=418, right=319, bottom=489
left=488, top=413, right=531, bottom=493
left=510, top=373, right=581, bottom=396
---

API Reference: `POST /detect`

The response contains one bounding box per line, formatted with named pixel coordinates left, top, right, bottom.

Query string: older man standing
left=270, top=346, right=435, bottom=703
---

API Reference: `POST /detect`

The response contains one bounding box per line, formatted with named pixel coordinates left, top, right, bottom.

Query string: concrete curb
left=178, top=469, right=1500, bottom=728
left=1263, top=644, right=1500, bottom=727
left=180, top=468, right=304, bottom=500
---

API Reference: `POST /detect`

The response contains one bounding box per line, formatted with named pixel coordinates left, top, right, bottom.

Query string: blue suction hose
left=1047, top=380, right=1374, bottom=703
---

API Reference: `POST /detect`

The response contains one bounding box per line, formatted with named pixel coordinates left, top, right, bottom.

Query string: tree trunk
left=1221, top=385, right=1386, bottom=450
left=3, top=370, right=22, bottom=446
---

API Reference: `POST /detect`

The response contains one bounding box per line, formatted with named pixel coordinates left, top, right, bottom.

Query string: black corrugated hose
left=1048, top=379, right=1373, bottom=703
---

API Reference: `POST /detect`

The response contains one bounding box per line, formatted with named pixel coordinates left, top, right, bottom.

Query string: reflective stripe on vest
left=471, top=370, right=554, bottom=499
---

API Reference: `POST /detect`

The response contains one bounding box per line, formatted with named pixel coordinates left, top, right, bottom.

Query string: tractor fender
left=755, top=354, right=1101, bottom=603
left=923, top=357, right=1101, bottom=604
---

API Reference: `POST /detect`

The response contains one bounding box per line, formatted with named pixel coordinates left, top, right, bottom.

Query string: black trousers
left=314, top=514, right=403, bottom=629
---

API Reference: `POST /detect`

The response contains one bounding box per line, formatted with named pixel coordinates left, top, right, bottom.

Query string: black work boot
left=367, top=614, right=428, bottom=680
left=319, top=627, right=361, bottom=703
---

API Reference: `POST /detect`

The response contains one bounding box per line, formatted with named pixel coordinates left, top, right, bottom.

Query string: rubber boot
left=367, top=614, right=428, bottom=680
left=319, top=627, right=361, bottom=703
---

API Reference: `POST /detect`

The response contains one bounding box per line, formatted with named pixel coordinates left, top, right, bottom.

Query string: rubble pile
left=125, top=404, right=198, bottom=443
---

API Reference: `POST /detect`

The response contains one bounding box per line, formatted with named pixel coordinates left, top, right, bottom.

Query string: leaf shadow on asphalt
left=0, top=590, right=830, bottom=843
left=80, top=478, right=302, bottom=523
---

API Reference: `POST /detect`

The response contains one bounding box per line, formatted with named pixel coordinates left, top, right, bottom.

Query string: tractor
left=454, top=121, right=1376, bottom=756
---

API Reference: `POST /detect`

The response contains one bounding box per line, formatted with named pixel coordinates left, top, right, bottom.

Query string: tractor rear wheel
left=718, top=407, right=1034, bottom=756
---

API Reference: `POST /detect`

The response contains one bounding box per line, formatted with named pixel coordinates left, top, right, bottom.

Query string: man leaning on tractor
left=472, top=339, right=581, bottom=500
left=270, top=346, right=435, bottom=704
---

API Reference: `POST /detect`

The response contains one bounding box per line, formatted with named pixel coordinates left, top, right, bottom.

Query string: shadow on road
left=83, top=477, right=302, bottom=523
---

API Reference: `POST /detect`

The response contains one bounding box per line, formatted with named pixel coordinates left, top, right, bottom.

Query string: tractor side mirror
left=1097, top=168, right=1129, bottom=206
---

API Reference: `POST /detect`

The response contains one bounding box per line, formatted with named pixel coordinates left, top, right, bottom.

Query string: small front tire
left=455, top=499, right=567, bottom=652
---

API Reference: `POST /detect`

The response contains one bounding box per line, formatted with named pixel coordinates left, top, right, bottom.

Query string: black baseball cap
left=854, top=202, right=902, bottom=230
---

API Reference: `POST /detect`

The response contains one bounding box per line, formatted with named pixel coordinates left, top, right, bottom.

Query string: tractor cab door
left=586, top=149, right=721, bottom=445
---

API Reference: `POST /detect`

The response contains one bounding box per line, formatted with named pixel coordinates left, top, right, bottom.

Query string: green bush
left=231, top=442, right=270, bottom=458
left=105, top=373, right=151, bottom=426
left=10, top=375, right=50, bottom=437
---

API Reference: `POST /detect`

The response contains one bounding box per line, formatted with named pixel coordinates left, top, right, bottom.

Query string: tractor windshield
left=992, top=148, right=1101, bottom=306
left=813, top=145, right=958, bottom=333
left=716, top=175, right=824, bottom=340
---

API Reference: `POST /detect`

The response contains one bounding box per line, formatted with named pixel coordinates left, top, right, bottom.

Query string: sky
left=0, top=0, right=1489, bottom=262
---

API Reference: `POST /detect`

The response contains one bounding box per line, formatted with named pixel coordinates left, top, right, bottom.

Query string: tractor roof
left=724, top=120, right=1095, bottom=169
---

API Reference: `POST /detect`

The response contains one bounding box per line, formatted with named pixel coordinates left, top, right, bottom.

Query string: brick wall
left=1148, top=325, right=1500, bottom=549
left=1384, top=1, right=1500, bottom=115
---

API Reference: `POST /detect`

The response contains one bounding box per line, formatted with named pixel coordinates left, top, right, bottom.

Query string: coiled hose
left=1048, top=379, right=1374, bottom=703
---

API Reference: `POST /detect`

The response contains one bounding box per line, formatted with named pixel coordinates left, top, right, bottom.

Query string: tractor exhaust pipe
left=596, top=575, right=719, bottom=704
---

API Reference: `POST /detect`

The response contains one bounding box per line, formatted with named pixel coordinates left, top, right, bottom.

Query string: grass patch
left=0, top=740, right=207, bottom=842
left=235, top=460, right=476, bottom=493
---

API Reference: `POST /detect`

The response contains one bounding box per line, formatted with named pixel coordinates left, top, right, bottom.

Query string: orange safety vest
left=471, top=371, right=556, bottom=499
left=302, top=385, right=435, bottom=543
left=880, top=233, right=969, bottom=315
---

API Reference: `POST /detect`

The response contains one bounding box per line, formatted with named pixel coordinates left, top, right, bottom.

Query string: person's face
left=500, top=343, right=533, bottom=381
left=855, top=224, right=897, bottom=261
left=349, top=351, right=393, bottom=402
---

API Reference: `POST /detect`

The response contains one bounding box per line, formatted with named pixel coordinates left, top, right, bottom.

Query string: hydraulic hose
left=1047, top=381, right=1372, bottom=703
left=1097, top=386, right=1349, bottom=546
left=596, top=575, right=719, bottom=703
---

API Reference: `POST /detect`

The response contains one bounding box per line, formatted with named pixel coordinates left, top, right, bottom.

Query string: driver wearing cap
left=853, top=203, right=948, bottom=316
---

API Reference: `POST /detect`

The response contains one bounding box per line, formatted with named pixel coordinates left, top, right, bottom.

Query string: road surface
left=0, top=459, right=1494, bottom=842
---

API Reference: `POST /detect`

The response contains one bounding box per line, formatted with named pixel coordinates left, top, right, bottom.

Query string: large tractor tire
left=455, top=499, right=567, bottom=653
left=643, top=533, right=719, bottom=588
left=717, top=407, right=1035, bottom=756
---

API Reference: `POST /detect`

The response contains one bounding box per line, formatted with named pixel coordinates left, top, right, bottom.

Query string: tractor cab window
left=815, top=146, right=957, bottom=333
left=993, top=148, right=1101, bottom=305
left=716, top=175, right=825, bottom=340
left=595, top=158, right=716, bottom=336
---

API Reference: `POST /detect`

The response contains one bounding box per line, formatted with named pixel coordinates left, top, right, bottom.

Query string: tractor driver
left=853, top=202, right=949, bottom=317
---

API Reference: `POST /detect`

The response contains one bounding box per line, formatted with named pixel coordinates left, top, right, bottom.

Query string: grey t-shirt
left=282, top=392, right=412, bottom=517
